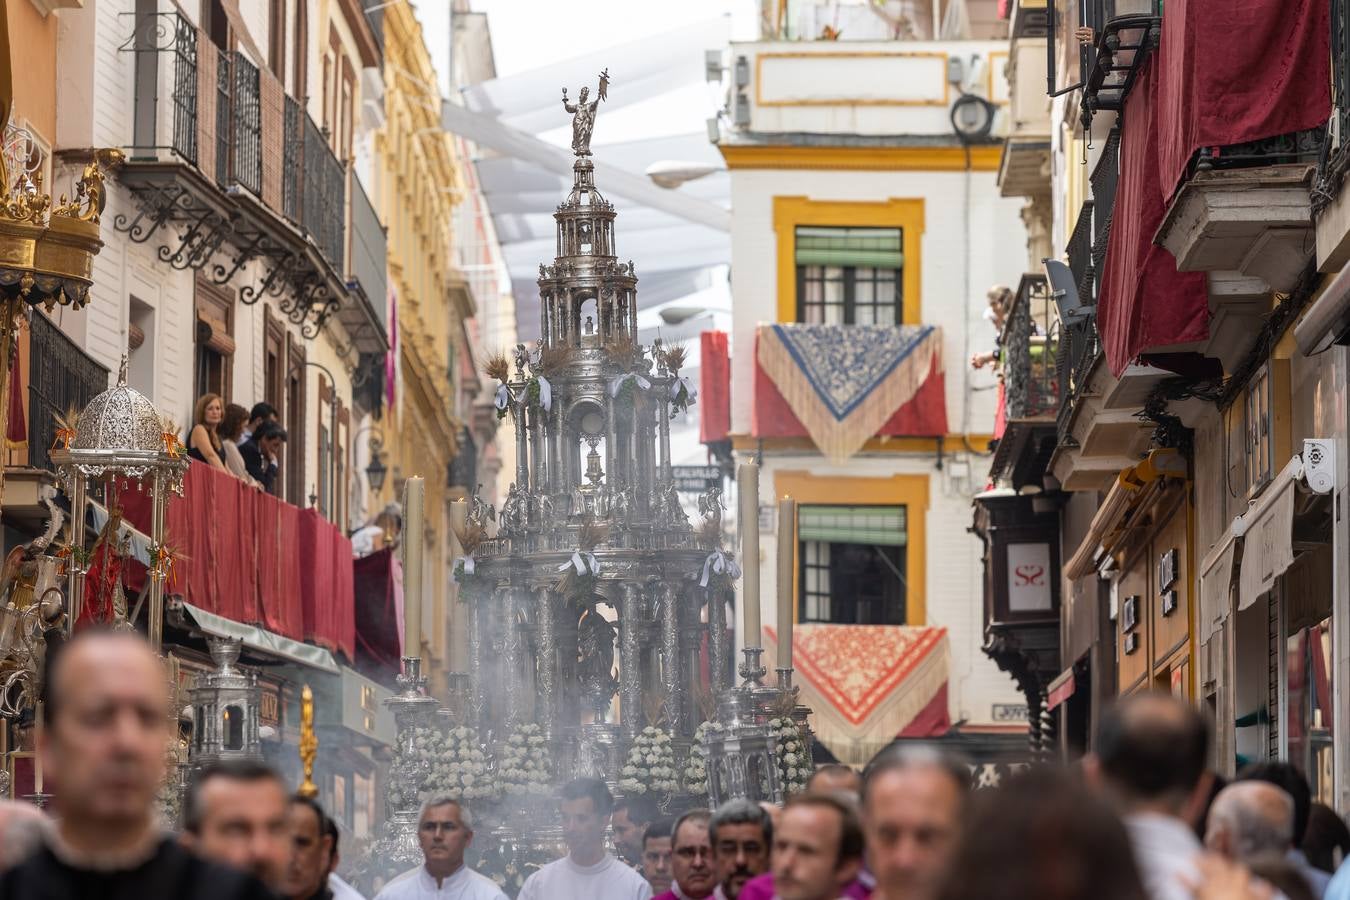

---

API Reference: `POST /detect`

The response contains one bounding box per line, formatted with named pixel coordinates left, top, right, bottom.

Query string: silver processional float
left=363, top=73, right=813, bottom=895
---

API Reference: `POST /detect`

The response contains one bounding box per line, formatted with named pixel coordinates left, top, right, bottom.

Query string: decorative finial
left=117, top=354, right=128, bottom=385
left=297, top=684, right=318, bottom=798
left=561, top=69, right=611, bottom=157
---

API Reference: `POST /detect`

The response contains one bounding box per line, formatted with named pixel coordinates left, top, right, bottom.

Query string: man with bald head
left=1205, top=781, right=1295, bottom=863
left=1085, top=692, right=1213, bottom=900
left=806, top=765, right=863, bottom=799
left=0, top=629, right=272, bottom=899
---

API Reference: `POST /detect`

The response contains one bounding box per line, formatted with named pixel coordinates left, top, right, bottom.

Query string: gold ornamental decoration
left=0, top=99, right=124, bottom=510
left=297, top=684, right=319, bottom=799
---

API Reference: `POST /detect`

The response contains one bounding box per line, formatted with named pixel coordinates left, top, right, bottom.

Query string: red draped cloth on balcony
left=765, top=625, right=951, bottom=766
left=753, top=325, right=947, bottom=461
left=1098, top=0, right=1330, bottom=375
left=299, top=509, right=355, bottom=659
left=122, top=462, right=353, bottom=655
left=353, top=547, right=403, bottom=681
left=700, top=330, right=731, bottom=443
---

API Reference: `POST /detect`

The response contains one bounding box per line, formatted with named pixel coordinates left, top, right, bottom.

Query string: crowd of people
left=188, top=397, right=288, bottom=494
left=6, top=629, right=1350, bottom=900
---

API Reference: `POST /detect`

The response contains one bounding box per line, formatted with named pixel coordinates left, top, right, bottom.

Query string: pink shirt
left=736, top=873, right=871, bottom=900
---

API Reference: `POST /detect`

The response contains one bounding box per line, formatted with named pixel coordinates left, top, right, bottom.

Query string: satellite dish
left=1043, top=258, right=1095, bottom=326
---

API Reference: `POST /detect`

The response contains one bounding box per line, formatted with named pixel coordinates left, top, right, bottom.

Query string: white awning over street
left=1197, top=531, right=1238, bottom=647
left=1236, top=455, right=1304, bottom=611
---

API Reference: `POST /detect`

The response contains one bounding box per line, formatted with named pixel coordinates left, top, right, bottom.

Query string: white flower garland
left=619, top=726, right=678, bottom=796
left=425, top=725, right=498, bottom=802
left=682, top=719, right=720, bottom=796
left=770, top=716, right=809, bottom=795
left=498, top=723, right=552, bottom=797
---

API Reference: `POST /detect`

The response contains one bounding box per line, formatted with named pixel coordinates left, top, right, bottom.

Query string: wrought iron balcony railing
left=1190, top=127, right=1326, bottom=176
left=347, top=170, right=387, bottom=327
left=127, top=13, right=347, bottom=277
left=1002, top=274, right=1061, bottom=422
left=1055, top=202, right=1103, bottom=444
left=1315, top=0, right=1350, bottom=216
left=1049, top=0, right=1160, bottom=115
left=27, top=311, right=110, bottom=472
left=300, top=114, right=347, bottom=274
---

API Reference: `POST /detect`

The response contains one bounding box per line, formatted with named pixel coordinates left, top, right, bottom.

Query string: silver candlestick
left=738, top=646, right=767, bottom=687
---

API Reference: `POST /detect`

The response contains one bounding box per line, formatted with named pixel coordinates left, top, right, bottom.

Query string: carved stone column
left=619, top=583, right=643, bottom=736
left=707, top=584, right=729, bottom=694
left=658, top=581, right=684, bottom=734
left=536, top=586, right=560, bottom=738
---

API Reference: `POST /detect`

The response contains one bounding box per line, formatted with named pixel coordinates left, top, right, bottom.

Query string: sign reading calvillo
left=1007, top=543, right=1052, bottom=612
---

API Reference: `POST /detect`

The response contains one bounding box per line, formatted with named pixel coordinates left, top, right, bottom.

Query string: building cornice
left=718, top=143, right=1002, bottom=172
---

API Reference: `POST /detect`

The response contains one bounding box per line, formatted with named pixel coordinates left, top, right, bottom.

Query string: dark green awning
left=795, top=226, right=903, bottom=269
left=798, top=504, right=907, bottom=546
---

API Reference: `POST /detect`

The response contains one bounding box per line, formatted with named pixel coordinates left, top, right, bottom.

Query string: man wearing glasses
left=653, top=810, right=717, bottom=900
left=375, top=798, right=507, bottom=900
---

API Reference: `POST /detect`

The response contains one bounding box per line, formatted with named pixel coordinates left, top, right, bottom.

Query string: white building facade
left=714, top=31, right=1030, bottom=763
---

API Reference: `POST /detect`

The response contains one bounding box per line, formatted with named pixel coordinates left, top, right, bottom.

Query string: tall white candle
left=777, top=497, right=796, bottom=669
left=738, top=463, right=761, bottom=649
left=450, top=498, right=468, bottom=539
left=403, top=477, right=425, bottom=660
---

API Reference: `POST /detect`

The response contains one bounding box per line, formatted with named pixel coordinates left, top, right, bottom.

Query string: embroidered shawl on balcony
left=755, top=324, right=943, bottom=463
left=765, top=624, right=950, bottom=767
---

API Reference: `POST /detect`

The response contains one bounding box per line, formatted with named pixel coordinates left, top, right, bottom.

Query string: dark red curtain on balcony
left=1098, top=59, right=1211, bottom=375
left=1155, top=0, right=1330, bottom=193
left=700, top=330, right=730, bottom=443
left=353, top=547, right=402, bottom=682
left=123, top=462, right=351, bottom=652
left=299, top=509, right=356, bottom=660
left=1098, top=0, right=1331, bottom=375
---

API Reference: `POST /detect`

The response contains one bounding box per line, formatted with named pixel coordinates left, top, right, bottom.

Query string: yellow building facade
left=375, top=2, right=473, bottom=693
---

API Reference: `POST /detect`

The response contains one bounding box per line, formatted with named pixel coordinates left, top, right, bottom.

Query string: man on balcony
left=241, top=422, right=286, bottom=494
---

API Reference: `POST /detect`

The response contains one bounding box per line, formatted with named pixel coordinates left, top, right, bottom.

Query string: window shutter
left=794, top=227, right=903, bottom=268
left=797, top=505, right=907, bottom=546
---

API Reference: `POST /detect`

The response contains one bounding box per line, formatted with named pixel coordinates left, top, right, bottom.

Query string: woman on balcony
left=188, top=393, right=228, bottom=472
left=219, top=403, right=262, bottom=488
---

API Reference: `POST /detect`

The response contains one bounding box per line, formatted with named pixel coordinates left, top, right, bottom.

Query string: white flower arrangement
left=682, top=719, right=720, bottom=796
left=769, top=716, right=809, bottom=795
left=424, top=724, right=498, bottom=803
left=497, top=723, right=552, bottom=797
left=618, top=726, right=678, bottom=796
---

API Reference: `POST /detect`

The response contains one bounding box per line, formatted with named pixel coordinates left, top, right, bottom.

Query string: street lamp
left=365, top=435, right=388, bottom=493
left=645, top=160, right=722, bottom=189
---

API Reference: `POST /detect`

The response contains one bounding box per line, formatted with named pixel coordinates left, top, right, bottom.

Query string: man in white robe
left=517, top=778, right=653, bottom=900
left=374, top=798, right=507, bottom=900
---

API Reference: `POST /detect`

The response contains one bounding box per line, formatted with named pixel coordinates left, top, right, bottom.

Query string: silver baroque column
left=536, top=586, right=560, bottom=738
left=466, top=583, right=488, bottom=730
left=502, top=586, right=523, bottom=729
left=706, top=584, right=729, bottom=694
left=514, top=394, right=530, bottom=491
left=657, top=581, right=683, bottom=734
left=619, top=583, right=643, bottom=736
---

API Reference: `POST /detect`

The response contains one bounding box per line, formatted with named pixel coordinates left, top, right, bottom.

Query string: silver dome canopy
left=71, top=370, right=163, bottom=455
